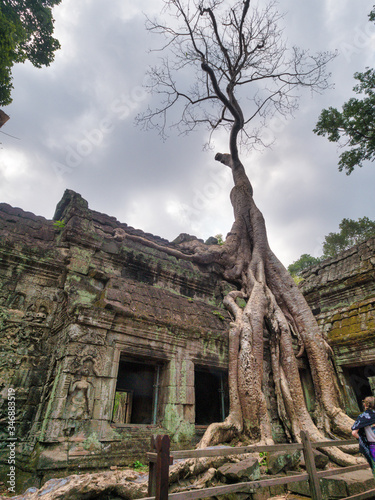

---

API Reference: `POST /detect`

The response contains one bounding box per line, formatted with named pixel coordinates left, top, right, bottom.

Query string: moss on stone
left=83, top=432, right=102, bottom=451
left=39, top=364, right=62, bottom=442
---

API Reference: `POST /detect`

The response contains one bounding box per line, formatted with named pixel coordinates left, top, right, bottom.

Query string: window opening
left=113, top=360, right=160, bottom=424
left=195, top=367, right=228, bottom=425
left=344, top=365, right=375, bottom=409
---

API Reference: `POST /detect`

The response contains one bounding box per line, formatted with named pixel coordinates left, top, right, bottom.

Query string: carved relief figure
left=8, top=292, right=26, bottom=310
left=35, top=305, right=48, bottom=323
left=63, top=365, right=94, bottom=435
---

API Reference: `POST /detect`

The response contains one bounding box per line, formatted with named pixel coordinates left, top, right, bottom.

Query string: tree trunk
left=120, top=152, right=362, bottom=466
left=196, top=153, right=362, bottom=466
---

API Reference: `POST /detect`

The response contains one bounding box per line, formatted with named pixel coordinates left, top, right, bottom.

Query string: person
left=351, top=396, right=375, bottom=475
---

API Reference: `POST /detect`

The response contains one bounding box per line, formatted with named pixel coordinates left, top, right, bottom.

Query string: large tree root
left=5, top=469, right=148, bottom=500
left=169, top=452, right=256, bottom=484
left=112, top=151, right=361, bottom=468
left=196, top=153, right=362, bottom=467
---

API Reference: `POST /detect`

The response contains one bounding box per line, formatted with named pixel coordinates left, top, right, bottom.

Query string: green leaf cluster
left=215, top=234, right=225, bottom=246
left=0, top=0, right=61, bottom=105
left=53, top=219, right=65, bottom=229
left=313, top=9, right=375, bottom=174
left=322, top=217, right=375, bottom=258
left=133, top=460, right=146, bottom=469
left=288, top=217, right=375, bottom=276
left=287, top=254, right=321, bottom=277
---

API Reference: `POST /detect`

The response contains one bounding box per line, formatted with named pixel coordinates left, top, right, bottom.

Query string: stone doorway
left=194, top=367, right=229, bottom=425
left=344, top=364, right=375, bottom=409
left=113, top=359, right=161, bottom=424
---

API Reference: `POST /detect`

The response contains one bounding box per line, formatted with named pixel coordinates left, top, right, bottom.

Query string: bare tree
left=137, top=0, right=361, bottom=465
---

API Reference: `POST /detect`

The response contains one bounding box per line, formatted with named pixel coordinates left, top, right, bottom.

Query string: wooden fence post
left=301, top=430, right=322, bottom=500
left=148, top=435, right=157, bottom=496
left=155, top=434, right=171, bottom=500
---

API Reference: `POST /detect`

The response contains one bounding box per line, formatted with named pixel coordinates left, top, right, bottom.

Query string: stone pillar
left=161, top=356, right=195, bottom=443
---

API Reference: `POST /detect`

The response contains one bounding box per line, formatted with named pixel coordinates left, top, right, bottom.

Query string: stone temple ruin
left=0, top=189, right=374, bottom=492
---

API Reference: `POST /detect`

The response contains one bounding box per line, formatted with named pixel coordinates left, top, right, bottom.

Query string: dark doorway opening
left=195, top=367, right=228, bottom=425
left=344, top=365, right=375, bottom=408
left=113, top=360, right=160, bottom=424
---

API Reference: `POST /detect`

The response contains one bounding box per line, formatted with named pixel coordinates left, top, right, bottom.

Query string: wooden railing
left=140, top=432, right=375, bottom=500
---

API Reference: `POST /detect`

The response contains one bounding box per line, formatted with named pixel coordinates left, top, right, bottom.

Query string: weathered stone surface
left=300, top=449, right=329, bottom=470
left=217, top=457, right=260, bottom=482
left=301, top=238, right=375, bottom=418
left=266, top=450, right=301, bottom=474
left=289, top=468, right=375, bottom=499
left=301, top=238, right=375, bottom=355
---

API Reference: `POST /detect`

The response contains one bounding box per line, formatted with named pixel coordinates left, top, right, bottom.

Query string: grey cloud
left=1, top=0, right=374, bottom=268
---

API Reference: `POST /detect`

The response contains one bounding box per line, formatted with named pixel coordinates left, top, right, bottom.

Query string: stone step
left=289, top=468, right=375, bottom=499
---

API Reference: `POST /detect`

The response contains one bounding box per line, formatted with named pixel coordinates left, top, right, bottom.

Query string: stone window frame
left=110, top=343, right=169, bottom=427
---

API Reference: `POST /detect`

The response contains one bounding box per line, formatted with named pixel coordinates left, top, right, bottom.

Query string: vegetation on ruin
left=287, top=254, right=322, bottom=278
left=53, top=219, right=65, bottom=229
left=322, top=216, right=375, bottom=258
left=132, top=0, right=364, bottom=465
left=288, top=216, right=375, bottom=277
left=314, top=8, right=375, bottom=174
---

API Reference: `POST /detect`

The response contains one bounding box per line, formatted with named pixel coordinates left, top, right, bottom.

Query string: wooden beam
left=311, top=439, right=357, bottom=448
left=342, top=489, right=375, bottom=500
left=316, top=464, right=369, bottom=478
left=164, top=472, right=309, bottom=500
left=147, top=452, right=173, bottom=464
left=171, top=442, right=303, bottom=460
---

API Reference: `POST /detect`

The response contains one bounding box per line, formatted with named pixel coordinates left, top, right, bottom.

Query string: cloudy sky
left=1, top=0, right=374, bottom=267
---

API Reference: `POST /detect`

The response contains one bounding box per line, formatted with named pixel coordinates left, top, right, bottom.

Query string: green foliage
left=0, top=0, right=61, bottom=105
left=322, top=216, right=375, bottom=258
left=288, top=216, right=375, bottom=273
left=213, top=310, right=225, bottom=321
left=259, top=451, right=267, bottom=467
left=287, top=254, right=321, bottom=277
left=133, top=460, right=145, bottom=469
left=0, top=9, right=16, bottom=105
left=313, top=9, right=375, bottom=174
left=53, top=219, right=65, bottom=229
left=291, top=274, right=304, bottom=285
left=215, top=234, right=225, bottom=245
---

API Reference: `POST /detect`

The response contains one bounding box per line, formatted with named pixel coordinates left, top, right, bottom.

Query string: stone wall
left=0, top=190, right=235, bottom=490
left=300, top=238, right=375, bottom=417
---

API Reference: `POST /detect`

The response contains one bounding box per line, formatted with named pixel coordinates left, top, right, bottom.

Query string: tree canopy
left=139, top=0, right=334, bottom=152
left=322, top=216, right=375, bottom=258
left=287, top=253, right=321, bottom=277
left=0, top=0, right=61, bottom=106
left=288, top=216, right=375, bottom=277
left=313, top=8, right=375, bottom=174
